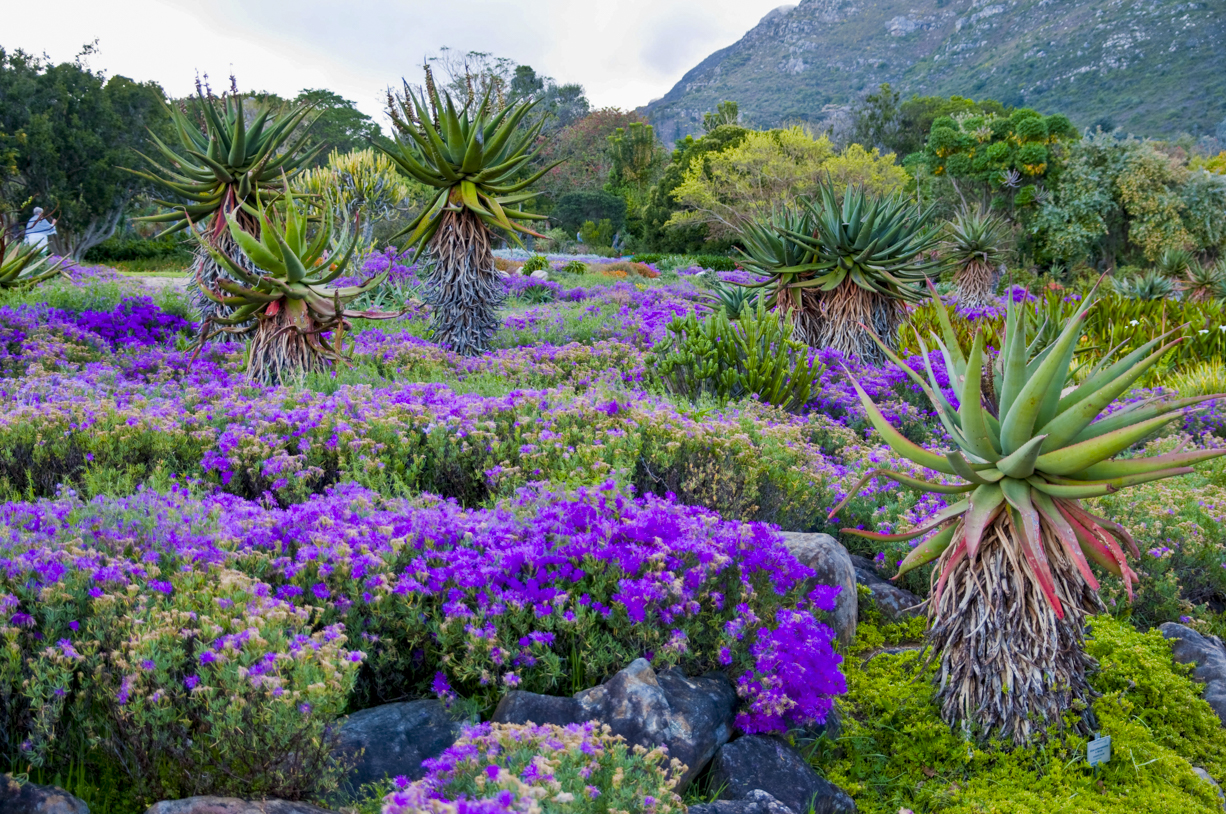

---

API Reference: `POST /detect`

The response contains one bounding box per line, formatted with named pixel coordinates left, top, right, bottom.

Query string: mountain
left=641, top=0, right=1226, bottom=145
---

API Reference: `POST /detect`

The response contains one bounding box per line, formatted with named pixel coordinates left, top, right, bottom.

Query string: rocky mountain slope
left=641, top=0, right=1225, bottom=144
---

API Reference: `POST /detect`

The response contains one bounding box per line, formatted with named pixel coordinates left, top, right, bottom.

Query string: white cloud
left=1, top=0, right=781, bottom=122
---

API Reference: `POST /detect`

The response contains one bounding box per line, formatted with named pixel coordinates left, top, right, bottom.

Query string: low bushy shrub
left=381, top=722, right=685, bottom=814
left=82, top=235, right=189, bottom=264
left=521, top=256, right=551, bottom=275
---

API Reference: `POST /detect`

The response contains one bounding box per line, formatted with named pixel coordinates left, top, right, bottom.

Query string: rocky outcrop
left=335, top=699, right=463, bottom=789
left=495, top=659, right=737, bottom=793
left=780, top=532, right=857, bottom=645
left=1, top=778, right=90, bottom=814
left=708, top=735, right=856, bottom=814
left=1159, top=623, right=1226, bottom=726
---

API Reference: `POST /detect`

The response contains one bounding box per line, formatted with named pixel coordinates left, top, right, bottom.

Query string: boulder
left=1, top=778, right=89, bottom=814
left=1193, top=767, right=1225, bottom=811
left=144, top=799, right=336, bottom=814
left=848, top=554, right=923, bottom=621
left=492, top=691, right=583, bottom=727
left=780, top=532, right=857, bottom=645
left=709, top=735, right=856, bottom=814
left=572, top=659, right=737, bottom=792
left=689, top=789, right=797, bottom=814
left=1158, top=623, right=1226, bottom=725
left=529, top=268, right=549, bottom=280
left=335, top=699, right=462, bottom=790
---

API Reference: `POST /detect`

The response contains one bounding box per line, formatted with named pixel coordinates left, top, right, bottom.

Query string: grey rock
left=710, top=735, right=856, bottom=814
left=529, top=268, right=549, bottom=280
left=689, top=789, right=797, bottom=814
left=1159, top=623, right=1226, bottom=726
left=335, top=700, right=462, bottom=790
left=144, top=799, right=336, bottom=814
left=1, top=778, right=89, bottom=814
left=492, top=691, right=583, bottom=727
left=849, top=555, right=923, bottom=621
left=1193, top=767, right=1225, bottom=810
left=780, top=532, right=857, bottom=645
left=573, top=659, right=737, bottom=792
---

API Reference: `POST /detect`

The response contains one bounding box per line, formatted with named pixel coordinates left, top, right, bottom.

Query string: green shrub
left=818, top=616, right=1226, bottom=813
left=82, top=235, right=190, bottom=264
left=3, top=563, right=359, bottom=803
left=520, top=255, right=551, bottom=274
left=559, top=260, right=588, bottom=275
left=650, top=304, right=824, bottom=413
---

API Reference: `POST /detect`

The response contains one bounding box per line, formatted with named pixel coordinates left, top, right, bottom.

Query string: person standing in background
left=24, top=207, right=56, bottom=251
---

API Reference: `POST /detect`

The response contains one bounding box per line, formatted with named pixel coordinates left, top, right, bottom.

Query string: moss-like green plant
left=652, top=302, right=824, bottom=413
left=520, top=254, right=550, bottom=274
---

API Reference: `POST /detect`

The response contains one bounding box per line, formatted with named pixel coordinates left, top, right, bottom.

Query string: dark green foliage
left=0, top=45, right=171, bottom=258
left=521, top=255, right=550, bottom=273
left=650, top=303, right=824, bottom=413
left=552, top=190, right=626, bottom=234
left=292, top=89, right=380, bottom=167
left=83, top=234, right=189, bottom=263
left=632, top=253, right=739, bottom=271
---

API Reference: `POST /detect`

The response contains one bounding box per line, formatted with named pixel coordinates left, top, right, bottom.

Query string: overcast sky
left=3, top=0, right=786, bottom=125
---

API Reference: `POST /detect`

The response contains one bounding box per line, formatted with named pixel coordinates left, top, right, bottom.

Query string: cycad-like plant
left=0, top=224, right=64, bottom=289
left=1155, top=248, right=1195, bottom=278
left=194, top=190, right=397, bottom=385
left=1111, top=268, right=1177, bottom=301
left=832, top=284, right=1224, bottom=742
left=1182, top=259, right=1226, bottom=302
left=705, top=281, right=762, bottom=320
left=741, top=185, right=939, bottom=364
left=376, top=71, right=556, bottom=356
left=130, top=87, right=319, bottom=331
left=943, top=207, right=1009, bottom=309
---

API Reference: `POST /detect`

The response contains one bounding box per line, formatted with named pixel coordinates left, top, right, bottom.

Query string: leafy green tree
left=292, top=89, right=379, bottom=165
left=551, top=190, right=626, bottom=235
left=535, top=109, right=649, bottom=204
left=666, top=127, right=908, bottom=239
left=641, top=123, right=750, bottom=253
left=606, top=122, right=666, bottom=237
left=852, top=85, right=1010, bottom=161
left=0, top=45, right=170, bottom=258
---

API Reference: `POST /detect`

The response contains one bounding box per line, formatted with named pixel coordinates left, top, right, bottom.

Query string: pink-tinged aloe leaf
left=1073, top=447, right=1226, bottom=481
left=1059, top=499, right=1143, bottom=561
left=1002, top=479, right=1064, bottom=619
left=964, top=482, right=1006, bottom=561
left=894, top=521, right=959, bottom=579
left=1057, top=498, right=1136, bottom=599
left=842, top=498, right=969, bottom=541
left=826, top=469, right=974, bottom=520
left=1031, top=490, right=1099, bottom=591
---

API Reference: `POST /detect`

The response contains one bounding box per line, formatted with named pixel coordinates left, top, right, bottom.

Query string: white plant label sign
left=1087, top=735, right=1111, bottom=766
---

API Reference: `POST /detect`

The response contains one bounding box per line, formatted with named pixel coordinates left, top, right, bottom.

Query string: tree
left=1030, top=131, right=1224, bottom=266
left=703, top=101, right=740, bottom=133
left=605, top=122, right=666, bottom=234
left=378, top=72, right=556, bottom=355
left=667, top=127, right=908, bottom=239
left=640, top=124, right=750, bottom=253
left=551, top=190, right=626, bottom=235
left=292, top=89, right=379, bottom=166
left=534, top=108, right=647, bottom=203
left=851, top=86, right=1009, bottom=160
left=0, top=45, right=170, bottom=258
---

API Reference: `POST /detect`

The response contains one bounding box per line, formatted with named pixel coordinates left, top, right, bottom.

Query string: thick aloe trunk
left=192, top=210, right=260, bottom=340
left=955, top=260, right=999, bottom=310
left=927, top=513, right=1102, bottom=744
left=246, top=298, right=330, bottom=386
left=425, top=207, right=505, bottom=356
left=793, top=282, right=904, bottom=366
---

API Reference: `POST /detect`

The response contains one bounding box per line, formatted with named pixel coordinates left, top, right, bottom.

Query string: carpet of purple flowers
left=2, top=255, right=1225, bottom=809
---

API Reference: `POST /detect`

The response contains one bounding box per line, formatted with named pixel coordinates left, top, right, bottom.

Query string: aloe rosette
left=0, top=234, right=64, bottom=290
left=944, top=207, right=1008, bottom=309
left=195, top=189, right=397, bottom=385
left=377, top=72, right=558, bottom=356
left=130, top=88, right=320, bottom=331
left=831, top=283, right=1225, bottom=742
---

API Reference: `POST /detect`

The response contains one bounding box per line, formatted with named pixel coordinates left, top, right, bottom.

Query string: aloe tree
left=739, top=185, right=940, bottom=364
left=129, top=87, right=320, bottom=331
left=831, top=284, right=1225, bottom=742
left=376, top=70, right=556, bottom=355
left=195, top=190, right=397, bottom=385
left=944, top=207, right=1008, bottom=309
